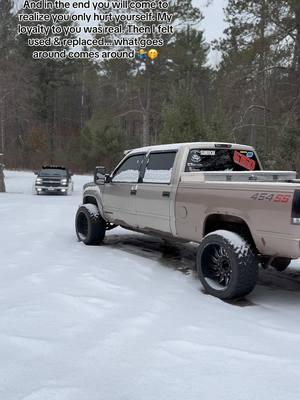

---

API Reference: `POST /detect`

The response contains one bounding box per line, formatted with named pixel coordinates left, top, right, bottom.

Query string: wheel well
left=83, top=196, right=98, bottom=206
left=204, top=214, right=255, bottom=248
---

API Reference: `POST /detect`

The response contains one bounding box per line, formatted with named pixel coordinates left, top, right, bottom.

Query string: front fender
left=82, top=185, right=106, bottom=220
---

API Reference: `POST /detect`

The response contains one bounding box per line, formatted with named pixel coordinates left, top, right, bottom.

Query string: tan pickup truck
left=75, top=142, right=300, bottom=300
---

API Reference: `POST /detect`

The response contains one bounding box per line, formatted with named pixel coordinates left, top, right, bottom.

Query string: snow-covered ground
left=1, top=170, right=300, bottom=400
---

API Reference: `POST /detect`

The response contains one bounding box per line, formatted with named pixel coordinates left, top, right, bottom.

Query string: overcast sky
left=195, top=0, right=227, bottom=64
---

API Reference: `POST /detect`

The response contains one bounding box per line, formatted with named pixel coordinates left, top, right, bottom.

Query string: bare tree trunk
left=0, top=162, right=5, bottom=192
left=293, top=3, right=300, bottom=171
left=0, top=101, right=4, bottom=155
left=80, top=66, right=86, bottom=131
left=253, top=0, right=268, bottom=150
left=260, top=0, right=269, bottom=151
left=142, top=108, right=150, bottom=146
left=139, top=75, right=151, bottom=147
left=142, top=76, right=150, bottom=146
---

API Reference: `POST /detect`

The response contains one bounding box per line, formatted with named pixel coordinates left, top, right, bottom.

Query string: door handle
left=162, top=191, right=170, bottom=198
left=130, top=185, right=137, bottom=195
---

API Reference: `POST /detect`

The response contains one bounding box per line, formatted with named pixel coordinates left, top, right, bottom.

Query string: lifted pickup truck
left=75, top=142, right=300, bottom=300
left=34, top=165, right=73, bottom=195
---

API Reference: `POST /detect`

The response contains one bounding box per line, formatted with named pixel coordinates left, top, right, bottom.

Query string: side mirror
left=69, top=171, right=74, bottom=177
left=105, top=174, right=112, bottom=183
left=94, top=166, right=106, bottom=185
left=34, top=171, right=38, bottom=175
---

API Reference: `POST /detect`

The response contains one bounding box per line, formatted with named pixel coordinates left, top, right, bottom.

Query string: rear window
left=185, top=149, right=260, bottom=172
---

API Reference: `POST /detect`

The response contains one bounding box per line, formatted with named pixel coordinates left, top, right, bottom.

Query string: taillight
left=292, top=190, right=300, bottom=224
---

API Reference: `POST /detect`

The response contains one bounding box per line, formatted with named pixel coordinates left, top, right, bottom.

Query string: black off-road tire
left=271, top=257, right=291, bottom=272
left=197, top=230, right=259, bottom=300
left=75, top=204, right=106, bottom=245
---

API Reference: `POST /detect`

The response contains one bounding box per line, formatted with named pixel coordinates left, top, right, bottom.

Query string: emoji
left=147, top=48, right=158, bottom=61
left=136, top=49, right=146, bottom=60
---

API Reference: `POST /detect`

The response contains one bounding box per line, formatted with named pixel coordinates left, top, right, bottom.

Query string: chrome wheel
left=197, top=231, right=258, bottom=300
left=201, top=244, right=232, bottom=290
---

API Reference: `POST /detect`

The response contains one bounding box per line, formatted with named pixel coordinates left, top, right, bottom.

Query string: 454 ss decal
left=251, top=192, right=292, bottom=203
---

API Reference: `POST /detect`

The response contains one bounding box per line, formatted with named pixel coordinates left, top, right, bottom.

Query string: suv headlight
left=61, top=178, right=68, bottom=185
left=36, top=177, right=42, bottom=184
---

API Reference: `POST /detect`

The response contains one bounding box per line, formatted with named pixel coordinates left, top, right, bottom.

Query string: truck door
left=135, top=151, right=177, bottom=233
left=102, top=153, right=145, bottom=227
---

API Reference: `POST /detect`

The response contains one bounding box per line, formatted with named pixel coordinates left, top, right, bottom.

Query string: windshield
left=185, top=148, right=260, bottom=172
left=39, top=169, right=67, bottom=177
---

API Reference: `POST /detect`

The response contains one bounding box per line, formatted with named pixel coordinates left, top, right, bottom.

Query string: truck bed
left=181, top=171, right=297, bottom=183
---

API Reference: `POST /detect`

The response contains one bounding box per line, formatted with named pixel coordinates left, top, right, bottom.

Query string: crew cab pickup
left=34, top=165, right=73, bottom=195
left=75, top=142, right=300, bottom=300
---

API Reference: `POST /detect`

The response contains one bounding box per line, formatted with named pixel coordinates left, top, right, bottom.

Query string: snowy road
left=1, top=171, right=300, bottom=400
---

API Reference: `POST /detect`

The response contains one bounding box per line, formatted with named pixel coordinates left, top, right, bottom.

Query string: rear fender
left=203, top=213, right=256, bottom=249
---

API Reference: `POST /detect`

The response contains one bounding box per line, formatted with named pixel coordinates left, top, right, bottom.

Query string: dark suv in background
left=34, top=165, right=73, bottom=195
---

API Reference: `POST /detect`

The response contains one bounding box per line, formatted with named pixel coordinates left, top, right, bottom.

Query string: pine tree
left=0, top=0, right=16, bottom=61
left=15, top=0, right=88, bottom=165
left=159, top=27, right=211, bottom=143
left=215, top=0, right=300, bottom=170
left=91, top=0, right=204, bottom=146
left=0, top=0, right=17, bottom=161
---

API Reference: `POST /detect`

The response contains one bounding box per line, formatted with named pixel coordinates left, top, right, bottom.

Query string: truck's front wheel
left=75, top=204, right=106, bottom=245
left=197, top=230, right=258, bottom=300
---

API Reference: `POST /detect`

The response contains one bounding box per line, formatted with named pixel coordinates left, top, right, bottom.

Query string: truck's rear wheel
left=75, top=204, right=106, bottom=245
left=197, top=230, right=258, bottom=300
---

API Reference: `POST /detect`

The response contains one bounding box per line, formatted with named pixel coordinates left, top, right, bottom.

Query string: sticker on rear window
left=233, top=151, right=256, bottom=171
left=200, top=150, right=216, bottom=156
left=191, top=153, right=202, bottom=163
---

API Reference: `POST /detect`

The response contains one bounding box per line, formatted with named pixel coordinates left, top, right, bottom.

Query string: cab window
left=112, top=154, right=145, bottom=183
left=185, top=149, right=260, bottom=172
left=143, top=152, right=176, bottom=184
